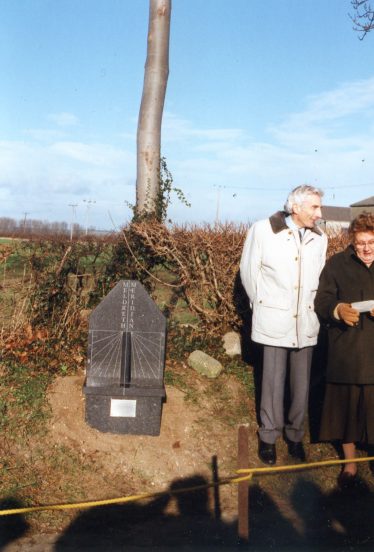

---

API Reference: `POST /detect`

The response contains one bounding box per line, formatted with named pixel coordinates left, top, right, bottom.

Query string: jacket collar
left=345, top=244, right=374, bottom=270
left=269, top=211, right=323, bottom=236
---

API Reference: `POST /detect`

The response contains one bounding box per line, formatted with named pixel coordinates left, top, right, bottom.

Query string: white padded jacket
left=240, top=211, right=327, bottom=348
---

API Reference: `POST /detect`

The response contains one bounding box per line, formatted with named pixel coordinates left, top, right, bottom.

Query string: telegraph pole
left=214, top=185, right=225, bottom=225
left=22, top=212, right=29, bottom=234
left=68, top=204, right=78, bottom=241
left=83, top=199, right=96, bottom=235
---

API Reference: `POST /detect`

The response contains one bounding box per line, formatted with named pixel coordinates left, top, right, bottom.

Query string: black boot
left=287, top=440, right=306, bottom=462
left=258, top=438, right=276, bottom=465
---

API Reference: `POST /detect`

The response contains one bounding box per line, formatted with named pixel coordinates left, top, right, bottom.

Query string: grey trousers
left=259, top=345, right=313, bottom=444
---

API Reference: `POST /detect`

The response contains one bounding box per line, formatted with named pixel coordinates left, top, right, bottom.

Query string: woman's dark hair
left=349, top=211, right=374, bottom=238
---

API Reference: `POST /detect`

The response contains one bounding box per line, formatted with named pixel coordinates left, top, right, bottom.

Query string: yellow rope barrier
left=237, top=455, right=374, bottom=475
left=0, top=474, right=253, bottom=517
left=0, top=456, right=372, bottom=517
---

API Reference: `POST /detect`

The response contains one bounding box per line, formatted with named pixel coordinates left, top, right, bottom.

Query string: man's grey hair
left=284, top=185, right=324, bottom=214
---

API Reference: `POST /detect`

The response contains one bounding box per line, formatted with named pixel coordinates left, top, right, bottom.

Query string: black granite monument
left=83, top=280, right=166, bottom=436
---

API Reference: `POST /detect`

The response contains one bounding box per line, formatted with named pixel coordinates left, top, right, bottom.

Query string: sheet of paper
left=351, top=300, right=374, bottom=313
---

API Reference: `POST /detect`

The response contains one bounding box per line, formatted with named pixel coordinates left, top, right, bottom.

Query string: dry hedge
left=2, top=224, right=350, bottom=347
left=130, top=221, right=248, bottom=332
left=129, top=222, right=350, bottom=334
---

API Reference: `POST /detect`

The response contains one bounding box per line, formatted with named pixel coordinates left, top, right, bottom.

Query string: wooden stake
left=237, top=424, right=249, bottom=542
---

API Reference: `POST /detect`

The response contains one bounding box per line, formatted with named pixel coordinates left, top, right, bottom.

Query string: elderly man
left=240, top=185, right=327, bottom=464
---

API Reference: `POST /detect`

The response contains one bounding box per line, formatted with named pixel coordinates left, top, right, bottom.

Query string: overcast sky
left=1, top=0, right=374, bottom=230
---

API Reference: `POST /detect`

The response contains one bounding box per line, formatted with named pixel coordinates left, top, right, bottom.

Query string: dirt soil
left=1, top=372, right=374, bottom=551
left=46, top=374, right=244, bottom=521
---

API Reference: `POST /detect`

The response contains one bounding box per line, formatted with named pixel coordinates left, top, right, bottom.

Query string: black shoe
left=258, top=439, right=276, bottom=465
left=287, top=440, right=306, bottom=462
left=338, top=470, right=358, bottom=490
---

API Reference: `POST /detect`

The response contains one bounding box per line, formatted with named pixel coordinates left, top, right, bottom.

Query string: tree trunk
left=136, top=0, right=171, bottom=217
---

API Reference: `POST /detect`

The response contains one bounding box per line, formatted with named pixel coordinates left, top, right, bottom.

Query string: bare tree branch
left=350, top=0, right=374, bottom=39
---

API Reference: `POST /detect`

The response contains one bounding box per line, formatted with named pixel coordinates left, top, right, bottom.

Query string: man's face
left=292, top=194, right=322, bottom=228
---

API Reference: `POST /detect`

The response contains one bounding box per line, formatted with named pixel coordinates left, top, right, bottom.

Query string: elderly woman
left=315, top=211, right=374, bottom=486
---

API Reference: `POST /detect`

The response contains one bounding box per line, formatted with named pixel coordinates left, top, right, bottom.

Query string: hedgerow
left=0, top=224, right=349, bottom=372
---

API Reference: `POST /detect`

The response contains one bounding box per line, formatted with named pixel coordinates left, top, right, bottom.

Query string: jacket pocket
left=305, top=304, right=320, bottom=338
left=253, top=300, right=293, bottom=338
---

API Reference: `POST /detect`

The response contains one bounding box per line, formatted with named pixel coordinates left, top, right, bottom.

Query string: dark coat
left=314, top=245, right=374, bottom=384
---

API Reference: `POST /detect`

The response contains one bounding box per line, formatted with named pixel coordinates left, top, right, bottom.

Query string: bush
left=130, top=221, right=249, bottom=333
left=2, top=224, right=350, bottom=368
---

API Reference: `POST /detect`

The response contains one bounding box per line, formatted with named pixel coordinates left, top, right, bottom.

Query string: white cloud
left=50, top=141, right=133, bottom=168
left=0, top=138, right=136, bottom=225
left=162, top=78, right=374, bottom=223
left=2, top=76, right=374, bottom=226
left=47, top=112, right=79, bottom=127
left=163, top=112, right=245, bottom=143
left=270, top=77, right=374, bottom=149
left=23, top=128, right=67, bottom=142
left=302, top=78, right=374, bottom=122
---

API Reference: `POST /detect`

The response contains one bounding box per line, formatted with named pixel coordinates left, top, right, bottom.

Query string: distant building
left=319, top=196, right=374, bottom=231
left=350, top=196, right=374, bottom=219
left=319, top=205, right=350, bottom=232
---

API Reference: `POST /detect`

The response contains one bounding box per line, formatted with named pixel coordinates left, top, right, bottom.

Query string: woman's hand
left=337, top=303, right=360, bottom=327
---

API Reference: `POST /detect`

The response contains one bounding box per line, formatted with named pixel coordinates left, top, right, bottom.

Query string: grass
left=226, top=358, right=255, bottom=396
left=172, top=298, right=200, bottom=325
left=0, top=285, right=22, bottom=327
left=0, top=360, right=53, bottom=514
left=77, top=250, right=112, bottom=272
left=164, top=368, right=188, bottom=390
left=0, top=361, right=52, bottom=435
left=0, top=438, right=90, bottom=533
left=0, top=242, right=257, bottom=534
left=164, top=363, right=202, bottom=405
left=1, top=236, right=374, bottom=544
left=2, top=256, right=27, bottom=277
left=0, top=238, right=27, bottom=279
left=0, top=357, right=91, bottom=532
left=0, top=237, right=22, bottom=244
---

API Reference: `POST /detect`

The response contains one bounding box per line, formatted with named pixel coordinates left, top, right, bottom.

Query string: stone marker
left=222, top=331, right=241, bottom=357
left=83, top=280, right=166, bottom=436
left=187, top=350, right=223, bottom=378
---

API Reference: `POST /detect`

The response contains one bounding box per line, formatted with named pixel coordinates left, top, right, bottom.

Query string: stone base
left=83, top=386, right=165, bottom=436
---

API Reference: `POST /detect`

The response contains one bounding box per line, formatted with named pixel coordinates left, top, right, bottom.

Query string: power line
left=212, top=182, right=374, bottom=192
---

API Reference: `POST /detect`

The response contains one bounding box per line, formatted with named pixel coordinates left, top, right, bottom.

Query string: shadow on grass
left=0, top=497, right=29, bottom=549
left=52, top=461, right=374, bottom=551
